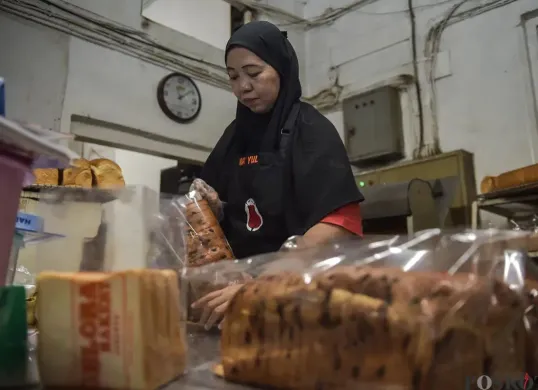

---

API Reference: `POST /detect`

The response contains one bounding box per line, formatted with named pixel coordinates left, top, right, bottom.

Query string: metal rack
left=471, top=182, right=538, bottom=229
left=472, top=183, right=538, bottom=256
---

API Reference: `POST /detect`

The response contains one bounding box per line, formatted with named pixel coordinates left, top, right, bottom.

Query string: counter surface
left=166, top=332, right=252, bottom=390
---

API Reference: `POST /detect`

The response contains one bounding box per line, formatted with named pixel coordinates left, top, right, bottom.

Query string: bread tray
left=21, top=185, right=118, bottom=204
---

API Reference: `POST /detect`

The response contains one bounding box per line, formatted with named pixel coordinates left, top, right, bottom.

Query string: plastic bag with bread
left=205, top=229, right=531, bottom=390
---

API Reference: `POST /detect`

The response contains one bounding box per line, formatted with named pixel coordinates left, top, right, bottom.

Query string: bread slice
left=37, top=269, right=186, bottom=389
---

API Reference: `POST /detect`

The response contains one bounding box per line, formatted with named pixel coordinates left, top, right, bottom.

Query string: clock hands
left=178, top=90, right=193, bottom=100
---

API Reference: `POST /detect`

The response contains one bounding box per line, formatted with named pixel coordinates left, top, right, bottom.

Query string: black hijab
left=202, top=21, right=363, bottom=236
left=227, top=21, right=301, bottom=154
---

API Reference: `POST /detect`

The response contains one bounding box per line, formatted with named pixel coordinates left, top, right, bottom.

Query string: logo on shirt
left=245, top=198, right=263, bottom=232
left=239, top=155, right=259, bottom=166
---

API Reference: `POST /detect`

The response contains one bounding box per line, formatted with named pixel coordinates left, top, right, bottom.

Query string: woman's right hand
left=189, top=178, right=223, bottom=220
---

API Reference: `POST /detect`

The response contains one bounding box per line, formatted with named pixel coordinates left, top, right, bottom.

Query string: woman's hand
left=191, top=284, right=244, bottom=330
left=189, top=179, right=223, bottom=220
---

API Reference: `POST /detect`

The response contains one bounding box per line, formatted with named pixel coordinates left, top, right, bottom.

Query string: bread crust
left=220, top=267, right=526, bottom=390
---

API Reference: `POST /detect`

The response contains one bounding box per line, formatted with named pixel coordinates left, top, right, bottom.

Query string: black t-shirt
left=201, top=102, right=364, bottom=259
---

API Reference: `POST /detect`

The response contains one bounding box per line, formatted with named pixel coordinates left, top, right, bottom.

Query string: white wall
left=255, top=1, right=307, bottom=92
left=0, top=11, right=237, bottom=163
left=303, top=0, right=538, bottom=186
left=61, top=37, right=236, bottom=157
left=142, top=0, right=231, bottom=50
left=0, top=15, right=68, bottom=131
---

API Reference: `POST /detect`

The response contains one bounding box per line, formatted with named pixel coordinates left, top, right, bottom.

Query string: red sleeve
left=321, top=203, right=363, bottom=236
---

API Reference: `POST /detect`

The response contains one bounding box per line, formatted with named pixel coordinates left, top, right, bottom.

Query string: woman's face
left=226, top=47, right=280, bottom=114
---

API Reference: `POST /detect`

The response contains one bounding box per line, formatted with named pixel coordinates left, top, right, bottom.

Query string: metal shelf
left=472, top=183, right=538, bottom=229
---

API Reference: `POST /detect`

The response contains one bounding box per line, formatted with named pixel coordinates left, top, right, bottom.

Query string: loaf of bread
left=63, top=168, right=93, bottom=187
left=184, top=199, right=233, bottom=267
left=90, top=158, right=125, bottom=189
left=37, top=269, right=186, bottom=389
left=183, top=199, right=235, bottom=322
left=33, top=168, right=59, bottom=186
left=480, top=163, right=538, bottom=193
left=220, top=267, right=525, bottom=390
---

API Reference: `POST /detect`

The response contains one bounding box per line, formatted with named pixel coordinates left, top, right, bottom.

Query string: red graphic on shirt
left=245, top=198, right=263, bottom=232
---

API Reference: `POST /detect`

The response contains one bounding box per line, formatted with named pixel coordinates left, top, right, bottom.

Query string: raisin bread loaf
left=184, top=199, right=233, bottom=267
left=220, top=267, right=525, bottom=390
left=183, top=199, right=234, bottom=322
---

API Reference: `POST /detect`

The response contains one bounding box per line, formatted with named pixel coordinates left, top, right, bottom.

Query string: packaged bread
left=218, top=267, right=525, bottom=390
left=181, top=196, right=235, bottom=322
left=210, top=230, right=533, bottom=390
left=481, top=163, right=538, bottom=193
left=184, top=198, right=234, bottom=267
left=37, top=269, right=186, bottom=389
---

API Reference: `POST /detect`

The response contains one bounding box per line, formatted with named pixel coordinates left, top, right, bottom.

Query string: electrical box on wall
left=343, top=86, right=404, bottom=165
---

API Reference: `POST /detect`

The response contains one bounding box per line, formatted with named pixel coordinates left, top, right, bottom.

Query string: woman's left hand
left=191, top=284, right=244, bottom=330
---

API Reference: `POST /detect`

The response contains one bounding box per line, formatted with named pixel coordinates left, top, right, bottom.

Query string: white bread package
left=37, top=269, right=186, bottom=389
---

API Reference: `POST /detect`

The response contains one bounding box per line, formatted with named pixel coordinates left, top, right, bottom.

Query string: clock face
left=157, top=73, right=201, bottom=123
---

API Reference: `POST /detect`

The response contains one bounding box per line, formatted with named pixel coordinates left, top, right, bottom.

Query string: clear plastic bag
left=182, top=191, right=234, bottom=266
left=150, top=191, right=236, bottom=325
left=184, top=228, right=533, bottom=390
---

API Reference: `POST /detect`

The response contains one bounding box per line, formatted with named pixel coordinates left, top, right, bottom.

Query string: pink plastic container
left=0, top=153, right=30, bottom=286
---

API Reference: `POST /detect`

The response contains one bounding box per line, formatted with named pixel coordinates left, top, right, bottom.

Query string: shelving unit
left=472, top=182, right=538, bottom=229
left=472, top=183, right=538, bottom=257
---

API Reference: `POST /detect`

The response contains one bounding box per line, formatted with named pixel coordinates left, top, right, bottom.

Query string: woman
left=191, top=21, right=364, bottom=328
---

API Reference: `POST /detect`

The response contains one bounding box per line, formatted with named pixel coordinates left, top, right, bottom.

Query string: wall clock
left=157, top=73, right=202, bottom=124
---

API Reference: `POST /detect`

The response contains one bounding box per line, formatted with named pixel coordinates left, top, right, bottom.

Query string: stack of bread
left=32, top=158, right=125, bottom=189
left=37, top=269, right=186, bottom=389
left=217, top=266, right=529, bottom=390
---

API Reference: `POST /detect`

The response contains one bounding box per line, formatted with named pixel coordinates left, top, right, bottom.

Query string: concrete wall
left=142, top=0, right=231, bottom=50
left=0, top=0, right=237, bottom=166
left=302, top=0, right=538, bottom=187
